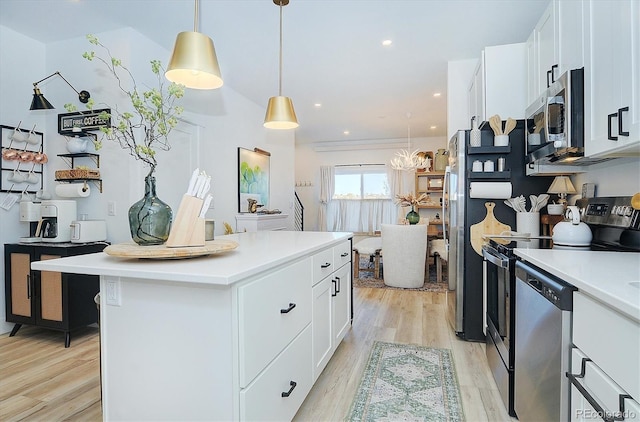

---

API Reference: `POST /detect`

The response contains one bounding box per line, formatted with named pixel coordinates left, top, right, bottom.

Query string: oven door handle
left=482, top=249, right=509, bottom=268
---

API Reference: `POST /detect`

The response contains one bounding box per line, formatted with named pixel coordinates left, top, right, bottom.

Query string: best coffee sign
left=58, top=109, right=111, bottom=134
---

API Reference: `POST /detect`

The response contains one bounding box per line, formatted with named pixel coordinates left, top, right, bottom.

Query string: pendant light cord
left=278, top=2, right=283, bottom=96
left=193, top=0, right=199, bottom=32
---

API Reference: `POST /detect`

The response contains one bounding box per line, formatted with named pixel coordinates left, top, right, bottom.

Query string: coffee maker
left=19, top=200, right=42, bottom=243
left=38, top=200, right=77, bottom=242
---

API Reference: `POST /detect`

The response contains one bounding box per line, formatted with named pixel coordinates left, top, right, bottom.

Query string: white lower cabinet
left=570, top=348, right=640, bottom=422
left=312, top=240, right=352, bottom=380
left=240, top=326, right=313, bottom=421
left=312, top=276, right=332, bottom=379
left=571, top=291, right=640, bottom=422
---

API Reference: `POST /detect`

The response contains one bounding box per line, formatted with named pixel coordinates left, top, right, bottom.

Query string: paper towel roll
left=469, top=182, right=512, bottom=199
left=55, top=183, right=90, bottom=198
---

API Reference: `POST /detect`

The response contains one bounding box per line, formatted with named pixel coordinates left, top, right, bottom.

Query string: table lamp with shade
left=548, top=176, right=576, bottom=209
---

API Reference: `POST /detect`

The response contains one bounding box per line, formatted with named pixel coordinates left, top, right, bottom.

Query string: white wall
left=570, top=158, right=640, bottom=202
left=0, top=26, right=294, bottom=335
left=295, top=137, right=448, bottom=232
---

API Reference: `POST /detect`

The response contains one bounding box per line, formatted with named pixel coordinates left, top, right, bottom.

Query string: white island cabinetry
left=31, top=231, right=352, bottom=422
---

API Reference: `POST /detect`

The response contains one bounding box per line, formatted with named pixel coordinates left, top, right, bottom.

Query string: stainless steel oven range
left=482, top=195, right=640, bottom=419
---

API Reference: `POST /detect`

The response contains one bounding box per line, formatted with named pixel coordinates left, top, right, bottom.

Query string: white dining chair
left=381, top=224, right=428, bottom=288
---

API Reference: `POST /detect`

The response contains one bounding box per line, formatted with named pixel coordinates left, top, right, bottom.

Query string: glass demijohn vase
left=406, top=206, right=420, bottom=225
left=128, top=174, right=173, bottom=245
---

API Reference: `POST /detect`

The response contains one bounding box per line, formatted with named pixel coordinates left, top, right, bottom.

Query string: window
left=327, top=165, right=396, bottom=233
left=333, top=166, right=389, bottom=199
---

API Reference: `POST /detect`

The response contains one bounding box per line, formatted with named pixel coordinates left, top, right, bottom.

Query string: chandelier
left=389, top=114, right=431, bottom=171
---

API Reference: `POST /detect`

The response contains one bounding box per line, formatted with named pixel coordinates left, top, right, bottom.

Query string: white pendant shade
left=165, top=31, right=223, bottom=90
left=264, top=96, right=298, bottom=129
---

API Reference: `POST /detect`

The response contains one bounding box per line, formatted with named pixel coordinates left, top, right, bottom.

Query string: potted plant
left=75, top=34, right=186, bottom=245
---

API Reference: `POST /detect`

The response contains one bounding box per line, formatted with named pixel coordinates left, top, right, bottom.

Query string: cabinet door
left=38, top=254, right=63, bottom=322
left=526, top=30, right=538, bottom=106
left=535, top=1, right=558, bottom=92
left=8, top=252, right=33, bottom=319
left=312, top=276, right=332, bottom=380
left=331, top=264, right=351, bottom=347
left=585, top=0, right=639, bottom=156
left=557, top=0, right=584, bottom=74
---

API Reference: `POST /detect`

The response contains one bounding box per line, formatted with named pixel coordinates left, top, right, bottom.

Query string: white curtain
left=327, top=199, right=396, bottom=234
left=318, top=165, right=334, bottom=231
left=387, top=166, right=406, bottom=221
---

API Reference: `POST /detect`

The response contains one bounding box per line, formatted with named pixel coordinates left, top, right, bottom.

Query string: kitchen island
left=514, top=249, right=640, bottom=418
left=32, top=230, right=353, bottom=421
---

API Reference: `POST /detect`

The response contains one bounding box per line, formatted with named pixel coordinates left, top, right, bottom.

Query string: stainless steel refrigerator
left=443, top=122, right=553, bottom=341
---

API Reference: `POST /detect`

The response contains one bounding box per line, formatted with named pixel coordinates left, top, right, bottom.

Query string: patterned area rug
left=354, top=257, right=448, bottom=292
left=347, top=341, right=465, bottom=422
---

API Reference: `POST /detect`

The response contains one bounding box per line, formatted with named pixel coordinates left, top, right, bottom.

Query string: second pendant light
left=264, top=0, right=298, bottom=129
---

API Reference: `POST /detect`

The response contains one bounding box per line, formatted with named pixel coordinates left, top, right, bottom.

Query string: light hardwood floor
left=0, top=288, right=512, bottom=421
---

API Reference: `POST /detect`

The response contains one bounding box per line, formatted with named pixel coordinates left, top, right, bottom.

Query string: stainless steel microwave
left=525, top=68, right=589, bottom=164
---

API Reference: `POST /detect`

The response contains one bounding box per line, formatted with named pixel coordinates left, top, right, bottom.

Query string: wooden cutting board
left=470, top=202, right=511, bottom=256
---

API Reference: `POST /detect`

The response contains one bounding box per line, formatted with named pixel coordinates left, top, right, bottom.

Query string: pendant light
left=264, top=0, right=298, bottom=129
left=390, top=113, right=430, bottom=171
left=165, top=0, right=223, bottom=90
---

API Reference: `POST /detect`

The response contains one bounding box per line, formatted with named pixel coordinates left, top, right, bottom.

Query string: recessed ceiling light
left=430, top=125, right=437, bottom=130
left=382, top=40, right=392, bottom=46
left=433, top=92, right=441, bottom=97
left=314, top=103, right=322, bottom=108
left=343, top=130, right=350, bottom=135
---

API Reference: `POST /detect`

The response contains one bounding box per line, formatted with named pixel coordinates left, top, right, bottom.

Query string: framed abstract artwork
left=238, top=147, right=270, bottom=213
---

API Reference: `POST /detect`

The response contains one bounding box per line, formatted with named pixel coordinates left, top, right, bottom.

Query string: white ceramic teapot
left=66, top=137, right=89, bottom=153
left=552, top=205, right=593, bottom=247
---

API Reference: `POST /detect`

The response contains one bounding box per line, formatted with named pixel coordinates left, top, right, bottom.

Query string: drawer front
left=312, top=247, right=334, bottom=286
left=333, top=240, right=352, bottom=270
left=570, top=348, right=637, bottom=421
left=573, top=292, right=640, bottom=399
left=257, top=217, right=288, bottom=231
left=239, top=258, right=312, bottom=387
left=240, top=326, right=313, bottom=422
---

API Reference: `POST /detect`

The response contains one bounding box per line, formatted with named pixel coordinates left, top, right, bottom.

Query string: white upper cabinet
left=584, top=0, right=640, bottom=157
left=468, top=43, right=527, bottom=125
left=527, top=0, right=585, bottom=105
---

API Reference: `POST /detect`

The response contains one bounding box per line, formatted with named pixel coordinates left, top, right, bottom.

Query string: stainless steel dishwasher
left=514, top=260, right=576, bottom=422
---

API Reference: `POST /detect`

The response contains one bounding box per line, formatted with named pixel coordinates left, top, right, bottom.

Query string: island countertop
left=514, top=249, right=640, bottom=322
left=31, top=231, right=353, bottom=286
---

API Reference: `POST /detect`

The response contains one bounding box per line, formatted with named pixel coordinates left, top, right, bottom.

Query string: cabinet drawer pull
left=566, top=357, right=628, bottom=422
left=281, top=380, right=297, bottom=398
left=27, top=274, right=31, bottom=299
left=550, top=64, right=558, bottom=84
left=340, top=252, right=348, bottom=258
left=332, top=279, right=337, bottom=297
left=335, top=276, right=341, bottom=293
left=608, top=113, right=619, bottom=141
left=618, top=107, right=629, bottom=136
left=320, top=262, right=331, bottom=269
left=280, top=303, right=296, bottom=314
left=547, top=70, right=552, bottom=88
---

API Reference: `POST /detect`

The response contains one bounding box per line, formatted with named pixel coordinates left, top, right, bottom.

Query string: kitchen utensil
left=514, top=195, right=527, bottom=212
left=529, top=195, right=538, bottom=212
left=503, top=118, right=516, bottom=135
left=504, top=198, right=516, bottom=210
left=470, top=202, right=511, bottom=256
left=535, top=194, right=550, bottom=211
left=489, top=115, right=502, bottom=135
left=552, top=205, right=593, bottom=246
